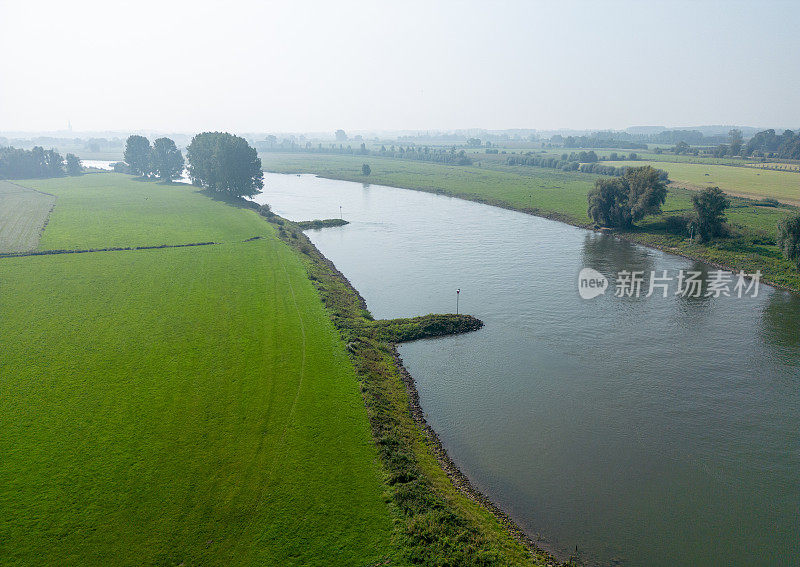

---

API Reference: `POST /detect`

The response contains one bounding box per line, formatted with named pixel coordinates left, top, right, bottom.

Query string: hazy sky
left=1, top=0, right=798, bottom=133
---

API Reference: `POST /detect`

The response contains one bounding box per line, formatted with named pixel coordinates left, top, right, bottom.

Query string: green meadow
left=0, top=173, right=394, bottom=565
left=610, top=160, right=800, bottom=204
left=18, top=174, right=267, bottom=250
left=259, top=152, right=800, bottom=290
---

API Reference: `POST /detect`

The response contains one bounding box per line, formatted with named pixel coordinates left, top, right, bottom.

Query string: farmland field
left=609, top=160, right=800, bottom=204
left=0, top=180, right=55, bottom=253
left=0, top=173, right=394, bottom=565
left=19, top=174, right=267, bottom=250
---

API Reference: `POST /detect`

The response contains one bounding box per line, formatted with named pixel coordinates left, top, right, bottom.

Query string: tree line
left=123, top=135, right=185, bottom=180
left=257, top=141, right=474, bottom=166
left=121, top=133, right=263, bottom=197
left=506, top=153, right=668, bottom=181
left=743, top=129, right=800, bottom=159
left=559, top=136, right=647, bottom=150
left=0, top=146, right=81, bottom=179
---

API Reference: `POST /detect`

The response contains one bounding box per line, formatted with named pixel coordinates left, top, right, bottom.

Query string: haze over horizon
left=2, top=0, right=799, bottom=133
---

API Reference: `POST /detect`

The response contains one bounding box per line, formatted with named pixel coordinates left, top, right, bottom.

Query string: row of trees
left=742, top=129, right=800, bottom=159
left=0, top=146, right=81, bottom=178
left=560, top=136, right=647, bottom=150
left=123, top=135, right=185, bottom=180
left=186, top=132, right=263, bottom=197
left=506, top=153, right=667, bottom=181
left=709, top=128, right=800, bottom=159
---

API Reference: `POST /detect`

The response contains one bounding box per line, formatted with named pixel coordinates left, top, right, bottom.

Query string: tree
left=362, top=163, right=371, bottom=176
left=65, top=153, right=82, bottom=175
left=124, top=135, right=152, bottom=176
left=691, top=187, right=729, bottom=241
left=335, top=129, right=347, bottom=142
left=626, top=166, right=668, bottom=222
left=587, top=166, right=667, bottom=228
left=186, top=132, right=263, bottom=197
left=728, top=129, right=743, bottom=156
left=150, top=137, right=184, bottom=181
left=673, top=141, right=690, bottom=155
left=777, top=212, right=800, bottom=269
left=587, top=177, right=630, bottom=227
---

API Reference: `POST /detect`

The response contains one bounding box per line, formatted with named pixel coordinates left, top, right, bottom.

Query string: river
left=259, top=172, right=798, bottom=566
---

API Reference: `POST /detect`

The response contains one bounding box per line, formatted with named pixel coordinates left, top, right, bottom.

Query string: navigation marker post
left=456, top=288, right=460, bottom=314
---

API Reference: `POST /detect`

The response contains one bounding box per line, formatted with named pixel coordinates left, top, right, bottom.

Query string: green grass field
left=0, top=180, right=55, bottom=253
left=0, top=174, right=395, bottom=565
left=259, top=152, right=800, bottom=290
left=16, top=174, right=268, bottom=250
left=609, top=160, right=800, bottom=204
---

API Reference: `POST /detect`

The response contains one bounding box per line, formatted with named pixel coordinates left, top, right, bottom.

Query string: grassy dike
left=259, top=153, right=800, bottom=292
left=254, top=207, right=563, bottom=566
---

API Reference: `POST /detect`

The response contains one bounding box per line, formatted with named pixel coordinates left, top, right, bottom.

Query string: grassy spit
left=259, top=153, right=800, bottom=292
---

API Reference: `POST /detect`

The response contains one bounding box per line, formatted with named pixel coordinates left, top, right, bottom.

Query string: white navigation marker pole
left=456, top=288, right=460, bottom=314
left=339, top=205, right=342, bottom=219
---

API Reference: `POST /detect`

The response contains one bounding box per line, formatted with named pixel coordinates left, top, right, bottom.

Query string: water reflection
left=761, top=290, right=800, bottom=354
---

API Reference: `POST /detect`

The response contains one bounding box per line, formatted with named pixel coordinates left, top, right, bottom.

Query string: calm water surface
left=81, top=160, right=191, bottom=183
left=254, top=173, right=800, bottom=567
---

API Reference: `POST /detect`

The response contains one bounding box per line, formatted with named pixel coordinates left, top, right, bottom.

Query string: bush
left=692, top=187, right=730, bottom=241
left=777, top=212, right=800, bottom=268
left=663, top=215, right=692, bottom=235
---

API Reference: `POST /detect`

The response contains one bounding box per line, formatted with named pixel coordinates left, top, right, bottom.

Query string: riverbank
left=259, top=153, right=800, bottom=293
left=256, top=205, right=567, bottom=565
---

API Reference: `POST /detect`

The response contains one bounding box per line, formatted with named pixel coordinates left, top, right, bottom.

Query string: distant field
left=609, top=160, right=800, bottom=204
left=1, top=173, right=394, bottom=565
left=0, top=180, right=55, bottom=253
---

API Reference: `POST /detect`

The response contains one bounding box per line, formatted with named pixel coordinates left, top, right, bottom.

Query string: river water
left=253, top=173, right=799, bottom=566
left=80, top=160, right=191, bottom=183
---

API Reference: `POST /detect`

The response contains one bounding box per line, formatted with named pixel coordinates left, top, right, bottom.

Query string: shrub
left=663, top=214, right=692, bottom=235
left=692, top=187, right=730, bottom=241
left=777, top=212, right=800, bottom=268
